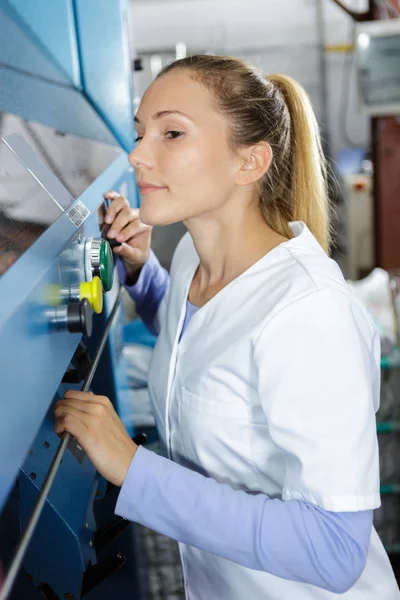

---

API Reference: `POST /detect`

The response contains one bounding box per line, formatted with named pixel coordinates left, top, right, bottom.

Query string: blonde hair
left=159, top=55, right=331, bottom=253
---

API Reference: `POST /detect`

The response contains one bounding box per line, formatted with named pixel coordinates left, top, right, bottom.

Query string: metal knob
left=67, top=299, right=93, bottom=336
left=49, top=299, right=93, bottom=336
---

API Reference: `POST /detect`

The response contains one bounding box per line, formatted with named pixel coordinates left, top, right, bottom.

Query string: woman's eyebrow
left=134, top=110, right=193, bottom=124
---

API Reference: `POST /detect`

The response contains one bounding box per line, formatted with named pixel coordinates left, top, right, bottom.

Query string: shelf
left=380, top=484, right=400, bottom=495
left=381, top=348, right=400, bottom=369
left=377, top=422, right=400, bottom=433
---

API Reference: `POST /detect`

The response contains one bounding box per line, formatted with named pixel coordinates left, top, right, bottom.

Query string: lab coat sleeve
left=254, top=287, right=381, bottom=512
left=115, top=445, right=372, bottom=593
left=116, top=250, right=170, bottom=335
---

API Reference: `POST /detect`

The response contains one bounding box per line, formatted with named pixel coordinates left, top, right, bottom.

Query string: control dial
left=85, top=238, right=114, bottom=292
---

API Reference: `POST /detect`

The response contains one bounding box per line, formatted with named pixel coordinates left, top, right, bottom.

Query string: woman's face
left=129, top=71, right=242, bottom=226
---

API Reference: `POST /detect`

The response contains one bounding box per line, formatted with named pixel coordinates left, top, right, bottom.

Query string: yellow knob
left=80, top=277, right=103, bottom=314
left=46, top=284, right=61, bottom=306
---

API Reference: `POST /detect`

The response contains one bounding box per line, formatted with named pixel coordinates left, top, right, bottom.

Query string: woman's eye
left=135, top=136, right=143, bottom=143
left=165, top=130, right=184, bottom=140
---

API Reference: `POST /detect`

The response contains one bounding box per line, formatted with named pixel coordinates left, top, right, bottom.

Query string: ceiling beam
left=330, top=0, right=372, bottom=21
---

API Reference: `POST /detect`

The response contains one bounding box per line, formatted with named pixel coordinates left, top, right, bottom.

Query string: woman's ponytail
left=265, top=74, right=331, bottom=253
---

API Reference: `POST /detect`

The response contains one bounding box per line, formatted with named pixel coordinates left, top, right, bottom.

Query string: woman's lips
left=138, top=182, right=167, bottom=195
left=139, top=186, right=167, bottom=195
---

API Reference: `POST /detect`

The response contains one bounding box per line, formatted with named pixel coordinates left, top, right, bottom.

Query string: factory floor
left=135, top=524, right=185, bottom=599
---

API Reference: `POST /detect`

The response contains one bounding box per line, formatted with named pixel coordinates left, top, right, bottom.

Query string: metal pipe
left=316, top=0, right=331, bottom=158
left=0, top=287, right=122, bottom=600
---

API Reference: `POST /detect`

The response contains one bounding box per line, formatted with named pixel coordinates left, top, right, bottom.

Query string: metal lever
left=0, top=287, right=123, bottom=600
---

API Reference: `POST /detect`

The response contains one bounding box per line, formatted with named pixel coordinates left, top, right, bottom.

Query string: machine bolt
left=30, top=473, right=36, bottom=480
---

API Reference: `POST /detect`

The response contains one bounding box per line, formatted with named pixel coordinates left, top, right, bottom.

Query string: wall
left=129, top=0, right=371, bottom=160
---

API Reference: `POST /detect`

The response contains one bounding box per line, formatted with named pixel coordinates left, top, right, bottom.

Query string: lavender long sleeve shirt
left=115, top=251, right=373, bottom=594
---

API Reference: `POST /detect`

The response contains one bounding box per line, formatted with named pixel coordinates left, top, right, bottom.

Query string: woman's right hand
left=104, top=191, right=152, bottom=279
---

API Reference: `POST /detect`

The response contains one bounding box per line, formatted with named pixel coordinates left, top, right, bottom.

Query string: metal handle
left=0, top=287, right=123, bottom=600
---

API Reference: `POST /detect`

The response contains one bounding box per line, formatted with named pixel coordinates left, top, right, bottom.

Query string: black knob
left=133, top=432, right=147, bottom=446
left=67, top=299, right=93, bottom=336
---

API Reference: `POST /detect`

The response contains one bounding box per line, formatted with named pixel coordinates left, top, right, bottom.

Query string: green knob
left=99, top=240, right=114, bottom=292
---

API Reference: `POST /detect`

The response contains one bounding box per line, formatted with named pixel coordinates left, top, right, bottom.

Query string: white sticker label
left=66, top=201, right=90, bottom=228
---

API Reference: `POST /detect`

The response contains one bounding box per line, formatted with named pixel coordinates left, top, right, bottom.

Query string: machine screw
left=30, top=473, right=37, bottom=480
left=44, top=441, right=50, bottom=449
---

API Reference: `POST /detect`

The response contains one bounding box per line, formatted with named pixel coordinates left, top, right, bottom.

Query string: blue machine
left=0, top=2, right=146, bottom=598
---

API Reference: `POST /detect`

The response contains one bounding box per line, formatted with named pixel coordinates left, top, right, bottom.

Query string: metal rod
left=0, top=287, right=122, bottom=600
left=316, top=0, right=331, bottom=158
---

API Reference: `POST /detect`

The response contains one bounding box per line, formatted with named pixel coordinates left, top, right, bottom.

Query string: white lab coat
left=147, top=221, right=399, bottom=599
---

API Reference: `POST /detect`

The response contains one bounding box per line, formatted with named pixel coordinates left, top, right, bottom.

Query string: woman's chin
left=139, top=206, right=180, bottom=227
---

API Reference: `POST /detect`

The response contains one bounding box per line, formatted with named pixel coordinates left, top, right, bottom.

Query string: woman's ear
left=236, top=142, right=273, bottom=186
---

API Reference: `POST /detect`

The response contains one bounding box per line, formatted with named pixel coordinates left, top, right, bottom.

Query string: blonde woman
left=55, top=56, right=399, bottom=599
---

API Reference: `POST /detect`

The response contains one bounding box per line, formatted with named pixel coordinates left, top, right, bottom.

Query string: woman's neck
left=184, top=205, right=288, bottom=305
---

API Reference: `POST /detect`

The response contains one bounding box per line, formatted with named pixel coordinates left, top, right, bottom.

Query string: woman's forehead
left=137, top=72, right=217, bottom=123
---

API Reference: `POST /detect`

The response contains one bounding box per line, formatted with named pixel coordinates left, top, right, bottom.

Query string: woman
left=55, top=56, right=399, bottom=599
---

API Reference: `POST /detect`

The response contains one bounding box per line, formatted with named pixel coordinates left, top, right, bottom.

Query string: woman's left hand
left=54, top=390, right=137, bottom=487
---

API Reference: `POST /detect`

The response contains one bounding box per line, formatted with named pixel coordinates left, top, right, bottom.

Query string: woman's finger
left=64, top=390, right=110, bottom=405
left=107, top=208, right=138, bottom=239
left=112, top=242, right=145, bottom=262
left=115, top=220, right=150, bottom=243
left=56, top=398, right=107, bottom=417
left=104, top=196, right=131, bottom=225
left=55, top=404, right=94, bottom=426
left=54, top=412, right=89, bottom=441
left=104, top=190, right=119, bottom=199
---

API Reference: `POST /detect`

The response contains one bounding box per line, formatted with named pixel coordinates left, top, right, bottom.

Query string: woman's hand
left=54, top=390, right=137, bottom=487
left=104, top=191, right=153, bottom=281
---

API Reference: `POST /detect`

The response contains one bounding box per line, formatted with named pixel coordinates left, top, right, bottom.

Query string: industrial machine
left=0, top=1, right=145, bottom=598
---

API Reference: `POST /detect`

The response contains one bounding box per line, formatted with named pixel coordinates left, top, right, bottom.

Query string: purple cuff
left=116, top=249, right=169, bottom=334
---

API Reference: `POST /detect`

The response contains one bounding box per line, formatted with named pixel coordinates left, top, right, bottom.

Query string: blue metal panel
left=74, top=0, right=136, bottom=152
left=7, top=0, right=81, bottom=86
left=0, top=152, right=133, bottom=513
left=0, top=66, right=117, bottom=145
left=18, top=393, right=97, bottom=598
left=0, top=142, right=142, bottom=597
left=0, top=0, right=136, bottom=150
left=0, top=1, right=72, bottom=85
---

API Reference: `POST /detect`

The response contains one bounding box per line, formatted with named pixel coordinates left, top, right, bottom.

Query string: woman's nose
left=128, top=144, right=153, bottom=170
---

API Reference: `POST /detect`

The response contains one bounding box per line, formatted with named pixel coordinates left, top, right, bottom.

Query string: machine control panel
left=84, top=237, right=114, bottom=292
left=50, top=276, right=104, bottom=315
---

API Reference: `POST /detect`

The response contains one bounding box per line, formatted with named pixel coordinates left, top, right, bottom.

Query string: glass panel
left=359, top=34, right=400, bottom=106
left=0, top=139, right=62, bottom=277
